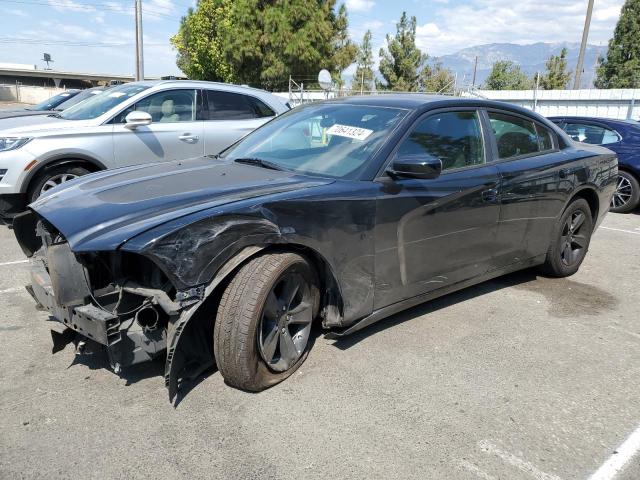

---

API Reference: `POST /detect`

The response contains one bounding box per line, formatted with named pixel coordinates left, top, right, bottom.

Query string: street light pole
left=135, top=0, right=144, bottom=81
left=573, top=0, right=594, bottom=89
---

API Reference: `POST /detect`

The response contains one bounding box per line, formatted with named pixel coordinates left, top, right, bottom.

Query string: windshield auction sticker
left=326, top=124, right=373, bottom=141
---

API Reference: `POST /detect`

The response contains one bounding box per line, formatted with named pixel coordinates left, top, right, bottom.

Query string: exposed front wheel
left=610, top=171, right=640, bottom=214
left=542, top=198, right=593, bottom=277
left=213, top=252, right=319, bottom=391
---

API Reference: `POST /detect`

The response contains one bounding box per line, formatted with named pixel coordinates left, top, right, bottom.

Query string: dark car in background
left=14, top=96, right=616, bottom=400
left=550, top=116, right=640, bottom=213
left=0, top=87, right=107, bottom=123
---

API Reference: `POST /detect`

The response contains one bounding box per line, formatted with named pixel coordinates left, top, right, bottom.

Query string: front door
left=112, top=88, right=204, bottom=166
left=374, top=109, right=501, bottom=309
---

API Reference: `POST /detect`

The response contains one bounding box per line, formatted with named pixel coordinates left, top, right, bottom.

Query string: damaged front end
left=16, top=213, right=190, bottom=382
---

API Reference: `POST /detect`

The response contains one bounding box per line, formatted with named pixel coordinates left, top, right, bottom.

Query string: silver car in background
left=0, top=80, right=289, bottom=218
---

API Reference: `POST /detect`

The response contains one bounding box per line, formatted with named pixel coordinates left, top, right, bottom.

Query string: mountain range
left=434, top=42, right=604, bottom=88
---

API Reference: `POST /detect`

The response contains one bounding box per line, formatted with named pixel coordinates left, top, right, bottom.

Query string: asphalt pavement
left=1, top=211, right=639, bottom=480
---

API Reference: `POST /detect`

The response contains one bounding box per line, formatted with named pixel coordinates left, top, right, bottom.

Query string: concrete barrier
left=0, top=84, right=67, bottom=105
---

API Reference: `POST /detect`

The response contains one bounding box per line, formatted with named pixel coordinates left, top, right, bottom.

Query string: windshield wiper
left=233, top=157, right=287, bottom=171
left=47, top=113, right=63, bottom=118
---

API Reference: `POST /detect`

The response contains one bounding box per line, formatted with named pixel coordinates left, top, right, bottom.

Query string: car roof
left=132, top=79, right=278, bottom=96
left=322, top=94, right=549, bottom=119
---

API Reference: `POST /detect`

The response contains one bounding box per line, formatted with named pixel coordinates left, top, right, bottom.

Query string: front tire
left=214, top=252, right=319, bottom=391
left=610, top=171, right=640, bottom=213
left=542, top=198, right=593, bottom=277
left=28, top=165, right=90, bottom=202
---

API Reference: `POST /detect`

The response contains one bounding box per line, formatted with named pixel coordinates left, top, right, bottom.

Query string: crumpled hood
left=30, top=157, right=333, bottom=251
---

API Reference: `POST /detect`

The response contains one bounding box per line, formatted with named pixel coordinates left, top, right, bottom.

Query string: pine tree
left=484, top=61, right=533, bottom=90
left=539, top=48, right=572, bottom=89
left=378, top=12, right=426, bottom=91
left=171, top=0, right=357, bottom=90
left=595, top=0, right=640, bottom=88
left=352, top=30, right=375, bottom=93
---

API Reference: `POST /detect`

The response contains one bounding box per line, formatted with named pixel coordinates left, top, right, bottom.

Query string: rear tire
left=28, top=165, right=90, bottom=202
left=542, top=198, right=593, bottom=278
left=213, top=252, right=319, bottom=391
left=610, top=170, right=640, bottom=214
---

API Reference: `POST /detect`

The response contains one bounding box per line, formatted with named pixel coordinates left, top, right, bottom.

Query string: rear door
left=202, top=90, right=277, bottom=155
left=112, top=88, right=205, bottom=166
left=374, top=108, right=501, bottom=308
left=488, top=110, right=569, bottom=266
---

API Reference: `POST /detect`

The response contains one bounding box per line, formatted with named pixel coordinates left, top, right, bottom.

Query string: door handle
left=179, top=133, right=199, bottom=143
left=482, top=188, right=499, bottom=203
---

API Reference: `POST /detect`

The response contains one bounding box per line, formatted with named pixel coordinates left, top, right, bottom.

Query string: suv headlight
left=0, top=137, right=31, bottom=152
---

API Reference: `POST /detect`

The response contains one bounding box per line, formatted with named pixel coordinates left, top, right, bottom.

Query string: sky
left=0, top=0, right=627, bottom=78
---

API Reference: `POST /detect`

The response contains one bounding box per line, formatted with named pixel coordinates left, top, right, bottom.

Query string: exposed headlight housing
left=0, top=137, right=31, bottom=152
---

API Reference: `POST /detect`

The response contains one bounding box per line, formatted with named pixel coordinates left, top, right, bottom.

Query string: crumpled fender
left=165, top=246, right=264, bottom=403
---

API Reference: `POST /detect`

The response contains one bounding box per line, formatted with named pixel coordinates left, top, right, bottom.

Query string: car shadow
left=329, top=268, right=540, bottom=351
left=67, top=348, right=165, bottom=386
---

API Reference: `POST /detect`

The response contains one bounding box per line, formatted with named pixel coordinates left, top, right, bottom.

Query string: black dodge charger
left=13, top=96, right=617, bottom=400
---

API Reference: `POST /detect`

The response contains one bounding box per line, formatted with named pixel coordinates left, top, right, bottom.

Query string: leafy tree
left=330, top=4, right=358, bottom=88
left=595, top=0, right=640, bottom=88
left=171, top=0, right=357, bottom=90
left=484, top=61, right=533, bottom=90
left=352, top=30, right=375, bottom=93
left=420, top=62, right=456, bottom=93
left=170, top=0, right=235, bottom=82
left=539, top=48, right=572, bottom=89
left=378, top=12, right=427, bottom=91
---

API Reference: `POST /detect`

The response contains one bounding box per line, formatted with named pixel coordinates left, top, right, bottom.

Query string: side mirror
left=124, top=111, right=152, bottom=129
left=389, top=153, right=442, bottom=180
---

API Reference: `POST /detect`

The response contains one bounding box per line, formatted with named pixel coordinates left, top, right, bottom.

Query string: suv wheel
left=214, top=252, right=320, bottom=391
left=542, top=198, right=593, bottom=277
left=610, top=171, right=640, bottom=213
left=28, top=165, right=90, bottom=202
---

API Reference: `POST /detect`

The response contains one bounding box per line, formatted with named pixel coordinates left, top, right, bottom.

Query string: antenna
left=42, top=53, right=53, bottom=70
left=318, top=69, right=332, bottom=91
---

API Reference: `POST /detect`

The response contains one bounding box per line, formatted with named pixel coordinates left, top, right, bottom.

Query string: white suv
left=0, top=80, right=289, bottom=218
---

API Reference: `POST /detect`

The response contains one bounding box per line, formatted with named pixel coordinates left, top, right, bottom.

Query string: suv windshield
left=59, top=84, right=150, bottom=120
left=223, top=103, right=407, bottom=179
left=29, top=91, right=79, bottom=111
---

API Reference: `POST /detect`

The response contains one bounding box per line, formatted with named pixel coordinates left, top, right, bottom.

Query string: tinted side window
left=114, top=89, right=197, bottom=123
left=207, top=90, right=257, bottom=120
left=248, top=96, right=275, bottom=117
left=563, top=122, right=619, bottom=145
left=397, top=111, right=484, bottom=171
left=488, top=112, right=542, bottom=158
left=536, top=125, right=554, bottom=150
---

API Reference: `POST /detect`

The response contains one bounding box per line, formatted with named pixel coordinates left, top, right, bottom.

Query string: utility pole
left=135, top=0, right=144, bottom=81
left=472, top=56, right=478, bottom=88
left=573, top=0, right=594, bottom=89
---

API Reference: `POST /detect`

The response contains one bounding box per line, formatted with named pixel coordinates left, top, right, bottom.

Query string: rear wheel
left=542, top=198, right=593, bottom=277
left=610, top=171, right=640, bottom=213
left=213, top=252, right=319, bottom=391
left=28, top=165, right=90, bottom=202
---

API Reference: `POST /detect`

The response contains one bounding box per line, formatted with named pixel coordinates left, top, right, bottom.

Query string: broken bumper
left=28, top=257, right=167, bottom=371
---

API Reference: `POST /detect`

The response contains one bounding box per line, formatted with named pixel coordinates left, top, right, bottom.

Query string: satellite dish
left=318, top=69, right=332, bottom=90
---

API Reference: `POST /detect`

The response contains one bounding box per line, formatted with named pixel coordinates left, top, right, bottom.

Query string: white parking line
left=0, top=287, right=23, bottom=295
left=588, top=425, right=640, bottom=480
left=600, top=226, right=640, bottom=236
left=0, top=259, right=28, bottom=266
left=478, top=440, right=562, bottom=480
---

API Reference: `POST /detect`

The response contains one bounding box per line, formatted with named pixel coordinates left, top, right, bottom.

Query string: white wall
left=464, top=89, right=640, bottom=120
left=0, top=84, right=67, bottom=104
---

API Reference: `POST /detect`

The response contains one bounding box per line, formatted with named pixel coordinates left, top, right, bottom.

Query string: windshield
left=59, top=83, right=150, bottom=120
left=30, top=91, right=78, bottom=111
left=55, top=88, right=105, bottom=110
left=223, top=103, right=407, bottom=179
